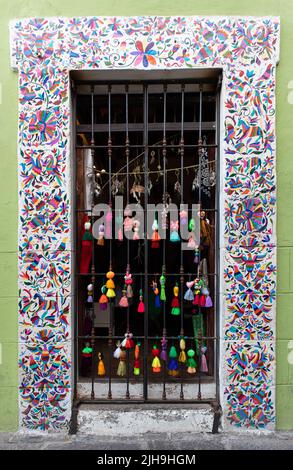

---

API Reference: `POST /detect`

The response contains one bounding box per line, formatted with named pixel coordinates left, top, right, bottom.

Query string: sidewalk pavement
left=0, top=431, right=293, bottom=450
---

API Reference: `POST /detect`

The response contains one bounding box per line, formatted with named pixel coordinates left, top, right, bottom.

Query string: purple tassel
left=99, top=303, right=108, bottom=311
left=160, top=349, right=168, bottom=361
left=87, top=295, right=93, bottom=303
left=200, top=346, right=208, bottom=372
left=205, top=295, right=213, bottom=307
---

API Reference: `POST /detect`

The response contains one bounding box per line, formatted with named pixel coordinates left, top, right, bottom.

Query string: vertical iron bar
left=90, top=85, right=95, bottom=400
left=162, top=83, right=167, bottom=400
left=107, top=84, right=113, bottom=400
left=197, top=85, right=203, bottom=400
left=180, top=84, right=185, bottom=400
left=125, top=85, right=130, bottom=399
left=215, top=76, right=221, bottom=407
left=143, top=84, right=149, bottom=401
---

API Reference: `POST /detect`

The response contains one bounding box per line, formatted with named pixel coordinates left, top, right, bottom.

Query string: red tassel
left=151, top=231, right=160, bottom=248
left=137, top=300, right=145, bottom=313
left=171, top=297, right=180, bottom=308
left=199, top=294, right=206, bottom=307
left=80, top=240, right=92, bottom=273
left=193, top=294, right=200, bottom=305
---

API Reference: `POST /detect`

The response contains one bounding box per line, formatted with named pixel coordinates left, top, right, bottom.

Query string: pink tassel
left=193, top=294, right=200, bottom=305
left=137, top=300, right=145, bottom=313
left=199, top=294, right=206, bottom=307
left=119, top=296, right=129, bottom=307
left=200, top=347, right=208, bottom=373
left=205, top=295, right=213, bottom=307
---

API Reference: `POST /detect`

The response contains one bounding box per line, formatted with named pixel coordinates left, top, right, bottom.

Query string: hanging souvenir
left=111, top=174, right=124, bottom=196
left=192, top=278, right=203, bottom=306
left=122, top=332, right=134, bottom=349
left=151, top=218, right=160, bottom=248
left=171, top=283, right=180, bottom=316
left=130, top=167, right=145, bottom=204
left=178, top=338, right=187, bottom=364
left=133, top=219, right=140, bottom=240
left=186, top=349, right=197, bottom=374
left=179, top=209, right=188, bottom=226
left=184, top=281, right=194, bottom=302
left=200, top=346, right=208, bottom=373
left=99, top=285, right=108, bottom=310
left=124, top=271, right=133, bottom=298
left=137, top=289, right=145, bottom=313
left=133, top=343, right=141, bottom=376
left=200, top=211, right=212, bottom=247
left=188, top=218, right=195, bottom=232
left=160, top=274, right=166, bottom=302
left=87, top=283, right=93, bottom=303
left=80, top=220, right=93, bottom=274
left=168, top=346, right=179, bottom=376
left=174, top=170, right=181, bottom=195
left=170, top=220, right=180, bottom=242
left=160, top=335, right=168, bottom=361
left=152, top=280, right=161, bottom=308
left=194, top=246, right=200, bottom=264
left=117, top=349, right=127, bottom=377
left=200, top=283, right=213, bottom=308
left=97, top=223, right=105, bottom=246
left=81, top=342, right=92, bottom=376
left=106, top=270, right=116, bottom=298
left=113, top=340, right=122, bottom=359
left=187, top=235, right=197, bottom=249
left=119, top=286, right=129, bottom=308
left=97, top=352, right=106, bottom=376
left=151, top=345, right=161, bottom=373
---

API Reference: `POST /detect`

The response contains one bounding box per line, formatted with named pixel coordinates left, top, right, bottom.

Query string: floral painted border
left=10, top=16, right=280, bottom=431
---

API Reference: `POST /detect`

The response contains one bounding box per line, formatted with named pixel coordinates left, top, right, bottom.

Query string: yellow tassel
left=97, top=353, right=106, bottom=376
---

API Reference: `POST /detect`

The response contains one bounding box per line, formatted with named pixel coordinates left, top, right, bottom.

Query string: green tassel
left=160, top=275, right=166, bottom=301
left=171, top=307, right=180, bottom=316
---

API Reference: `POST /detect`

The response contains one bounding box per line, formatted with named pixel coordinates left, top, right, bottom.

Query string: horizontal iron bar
left=76, top=144, right=218, bottom=149
left=77, top=122, right=216, bottom=133
left=76, top=208, right=218, bottom=213
left=76, top=272, right=218, bottom=277
left=77, top=335, right=217, bottom=340
left=74, top=398, right=217, bottom=405
left=74, top=78, right=219, bottom=86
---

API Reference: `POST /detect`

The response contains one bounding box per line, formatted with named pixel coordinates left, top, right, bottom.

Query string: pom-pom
left=170, top=220, right=180, bottom=242
left=137, top=289, right=145, bottom=313
left=186, top=349, right=197, bottom=374
left=178, top=338, right=187, bottom=364
left=168, top=346, right=179, bottom=376
left=171, top=283, right=180, bottom=315
left=87, top=283, right=93, bottom=303
left=122, top=332, right=134, bottom=349
left=133, top=343, right=141, bottom=376
left=151, top=345, right=161, bottom=372
left=99, top=285, right=108, bottom=310
left=106, top=271, right=115, bottom=298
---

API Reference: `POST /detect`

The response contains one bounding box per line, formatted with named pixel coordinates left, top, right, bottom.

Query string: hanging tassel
left=122, top=332, right=134, bottom=349
left=113, top=341, right=122, bottom=359
left=125, top=271, right=133, bottom=298
left=151, top=345, right=161, bottom=373
left=80, top=221, right=93, bottom=274
left=97, top=352, right=106, bottom=376
left=87, top=283, right=93, bottom=303
left=179, top=209, right=188, bottom=226
left=170, top=220, right=180, bottom=242
left=97, top=223, right=105, bottom=246
left=152, top=281, right=161, bottom=308
left=205, top=295, right=213, bottom=308
left=168, top=346, right=179, bottom=376
left=184, top=281, right=194, bottom=302
left=151, top=219, right=160, bottom=248
left=178, top=338, right=187, bottom=364
left=81, top=342, right=92, bottom=375
left=99, top=285, right=108, bottom=310
left=106, top=271, right=115, bottom=298
left=187, top=235, right=197, bottom=249
left=133, top=343, right=141, bottom=376
left=105, top=209, right=112, bottom=239
left=171, top=283, right=180, bottom=316
left=160, top=274, right=166, bottom=302
left=117, top=349, right=127, bottom=377
left=186, top=349, right=197, bottom=374
left=200, top=346, right=208, bottom=373
left=160, top=336, right=168, bottom=361
left=194, top=246, right=200, bottom=264
left=137, top=289, right=145, bottom=313
left=133, top=219, right=140, bottom=241
left=199, top=294, right=206, bottom=307
left=119, top=287, right=129, bottom=307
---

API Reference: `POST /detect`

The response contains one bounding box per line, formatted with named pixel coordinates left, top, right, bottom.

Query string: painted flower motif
left=29, top=110, right=57, bottom=142
left=235, top=198, right=266, bottom=233
left=131, top=41, right=157, bottom=67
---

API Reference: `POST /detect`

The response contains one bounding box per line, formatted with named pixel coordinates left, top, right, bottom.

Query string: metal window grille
left=71, top=78, right=221, bottom=425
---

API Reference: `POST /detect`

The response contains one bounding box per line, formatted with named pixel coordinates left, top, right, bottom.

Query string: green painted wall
left=0, top=0, right=292, bottom=431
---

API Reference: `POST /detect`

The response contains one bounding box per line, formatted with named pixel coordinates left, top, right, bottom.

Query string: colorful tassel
left=113, top=341, right=122, bottom=359
left=119, top=287, right=129, bottom=307
left=168, top=346, right=179, bottom=376
left=160, top=274, right=166, bottom=302
left=171, top=283, right=180, bottom=316
left=125, top=271, right=133, bottom=298
left=97, top=223, right=105, bottom=246
left=122, top=332, right=134, bottom=349
left=205, top=295, right=213, bottom=308
left=81, top=342, right=92, bottom=375
left=170, top=220, right=180, bottom=242
left=184, top=281, right=194, bottom=301
left=179, top=209, right=188, bottom=226
left=186, top=349, right=197, bottom=374
left=87, top=283, right=93, bottom=303
left=106, top=270, right=115, bottom=298
left=194, top=246, right=200, bottom=264
left=137, top=289, right=145, bottom=313
left=117, top=349, right=127, bottom=377
left=178, top=338, right=187, bottom=364
left=160, top=335, right=168, bottom=362
left=200, top=346, right=208, bottom=373
left=97, top=352, right=106, bottom=376
left=80, top=221, right=93, bottom=274
left=152, top=281, right=161, bottom=308
left=151, top=219, right=160, bottom=248
left=99, top=285, right=108, bottom=310
left=133, top=343, right=141, bottom=376
left=151, top=345, right=161, bottom=373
